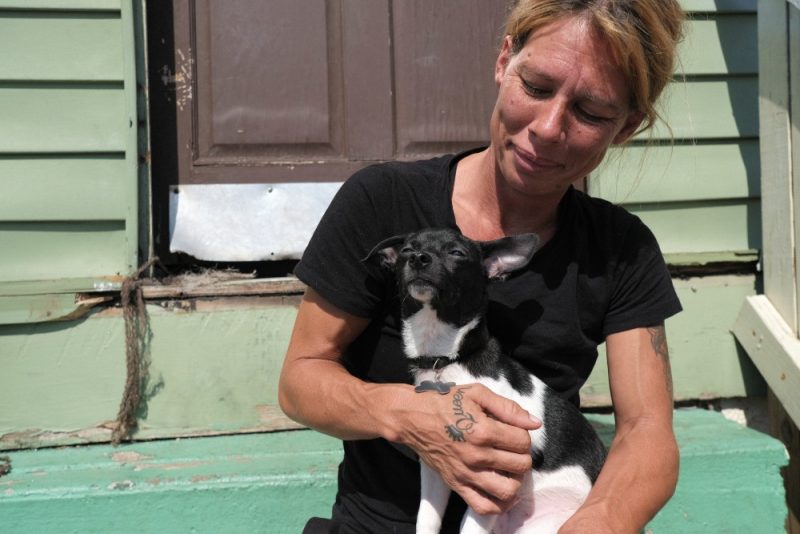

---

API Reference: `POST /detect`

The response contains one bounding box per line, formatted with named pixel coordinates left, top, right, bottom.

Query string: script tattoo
left=647, top=324, right=673, bottom=396
left=445, top=386, right=477, bottom=442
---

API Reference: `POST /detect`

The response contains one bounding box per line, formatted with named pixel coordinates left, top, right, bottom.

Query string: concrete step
left=0, top=409, right=788, bottom=533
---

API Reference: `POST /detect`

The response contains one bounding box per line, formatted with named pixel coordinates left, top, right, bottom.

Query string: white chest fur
left=401, top=303, right=479, bottom=359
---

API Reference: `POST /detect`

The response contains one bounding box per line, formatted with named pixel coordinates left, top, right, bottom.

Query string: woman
left=279, top=0, right=685, bottom=532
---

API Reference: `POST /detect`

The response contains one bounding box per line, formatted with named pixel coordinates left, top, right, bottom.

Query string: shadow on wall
left=714, top=0, right=761, bottom=250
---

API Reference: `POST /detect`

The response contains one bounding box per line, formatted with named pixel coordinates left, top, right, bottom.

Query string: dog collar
left=411, top=356, right=452, bottom=370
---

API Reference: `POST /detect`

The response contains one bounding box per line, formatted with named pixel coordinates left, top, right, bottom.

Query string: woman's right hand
left=280, top=288, right=540, bottom=515
left=385, top=382, right=541, bottom=515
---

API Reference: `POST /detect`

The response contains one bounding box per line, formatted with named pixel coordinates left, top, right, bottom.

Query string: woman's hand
left=387, top=382, right=541, bottom=515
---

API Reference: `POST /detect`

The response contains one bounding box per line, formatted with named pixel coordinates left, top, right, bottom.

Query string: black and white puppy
left=366, top=227, right=606, bottom=534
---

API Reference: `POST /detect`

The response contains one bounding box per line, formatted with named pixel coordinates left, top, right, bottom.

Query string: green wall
left=0, top=276, right=765, bottom=450
left=0, top=0, right=139, bottom=321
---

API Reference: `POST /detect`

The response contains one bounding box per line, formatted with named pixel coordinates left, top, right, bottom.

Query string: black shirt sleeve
left=294, top=167, right=395, bottom=319
left=602, top=216, right=682, bottom=336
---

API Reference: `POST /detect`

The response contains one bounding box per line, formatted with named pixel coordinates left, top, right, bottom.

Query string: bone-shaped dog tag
left=415, top=380, right=456, bottom=395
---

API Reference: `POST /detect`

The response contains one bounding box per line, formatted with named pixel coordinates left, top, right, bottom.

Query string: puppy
left=366, top=228, right=606, bottom=534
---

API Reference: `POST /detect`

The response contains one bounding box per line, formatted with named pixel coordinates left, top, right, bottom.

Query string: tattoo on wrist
left=445, top=386, right=477, bottom=442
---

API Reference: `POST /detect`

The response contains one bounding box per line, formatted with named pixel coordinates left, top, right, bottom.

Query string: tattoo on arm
left=647, top=324, right=673, bottom=396
left=445, top=386, right=477, bottom=442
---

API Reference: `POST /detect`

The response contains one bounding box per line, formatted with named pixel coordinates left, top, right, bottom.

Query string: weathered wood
left=0, top=410, right=788, bottom=534
left=1, top=275, right=763, bottom=449
left=733, top=295, right=800, bottom=428
left=140, top=277, right=306, bottom=299
left=791, top=4, right=800, bottom=334
left=758, top=0, right=797, bottom=330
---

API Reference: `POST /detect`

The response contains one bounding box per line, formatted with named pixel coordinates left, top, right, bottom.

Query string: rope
left=112, top=257, right=158, bottom=445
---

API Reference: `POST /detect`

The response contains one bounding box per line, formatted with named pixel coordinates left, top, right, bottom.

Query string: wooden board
left=0, top=221, right=129, bottom=282
left=0, top=156, right=128, bottom=221
left=0, top=12, right=123, bottom=81
left=591, top=140, right=759, bottom=204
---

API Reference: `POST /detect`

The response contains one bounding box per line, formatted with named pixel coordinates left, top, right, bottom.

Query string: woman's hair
left=505, top=0, right=685, bottom=134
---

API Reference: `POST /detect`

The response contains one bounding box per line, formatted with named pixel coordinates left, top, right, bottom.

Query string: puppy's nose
left=409, top=251, right=432, bottom=268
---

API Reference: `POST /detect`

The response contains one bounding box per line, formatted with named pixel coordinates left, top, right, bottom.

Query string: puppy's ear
left=362, top=234, right=408, bottom=270
left=480, top=233, right=539, bottom=279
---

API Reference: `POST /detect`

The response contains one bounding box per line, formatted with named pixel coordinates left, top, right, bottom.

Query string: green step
left=0, top=409, right=788, bottom=533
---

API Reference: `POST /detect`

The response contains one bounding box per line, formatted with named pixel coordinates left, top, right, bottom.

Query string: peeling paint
left=111, top=451, right=153, bottom=464
left=107, top=480, right=134, bottom=491
left=174, top=49, right=193, bottom=111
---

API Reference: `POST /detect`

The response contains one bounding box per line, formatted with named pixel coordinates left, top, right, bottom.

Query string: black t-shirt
left=294, top=148, right=682, bottom=533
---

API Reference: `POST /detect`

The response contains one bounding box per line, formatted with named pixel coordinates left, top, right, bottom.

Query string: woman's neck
left=452, top=148, right=563, bottom=243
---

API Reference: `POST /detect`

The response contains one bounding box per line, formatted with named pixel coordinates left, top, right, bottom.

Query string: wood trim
left=758, top=0, right=797, bottom=331
left=140, top=277, right=305, bottom=299
left=791, top=4, right=800, bottom=331
left=733, top=295, right=800, bottom=428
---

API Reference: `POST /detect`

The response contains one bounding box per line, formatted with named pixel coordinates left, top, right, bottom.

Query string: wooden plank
left=140, top=277, right=305, bottom=299
left=0, top=85, right=128, bottom=153
left=0, top=277, right=123, bottom=297
left=733, top=295, right=800, bottom=428
left=0, top=285, right=765, bottom=447
left=791, top=4, right=800, bottom=337
left=758, top=0, right=797, bottom=330
left=679, top=15, right=758, bottom=75
left=0, top=293, right=110, bottom=325
left=0, top=12, right=123, bottom=81
left=0, top=157, right=128, bottom=221
left=591, top=140, right=759, bottom=203
left=644, top=78, right=759, bottom=140
left=628, top=199, right=760, bottom=254
left=342, top=0, right=393, bottom=159
left=0, top=221, right=130, bottom=282
left=0, top=0, right=120, bottom=9
left=118, top=0, right=139, bottom=277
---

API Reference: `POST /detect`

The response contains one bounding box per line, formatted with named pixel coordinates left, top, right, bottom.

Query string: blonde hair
left=505, top=0, right=684, bottom=134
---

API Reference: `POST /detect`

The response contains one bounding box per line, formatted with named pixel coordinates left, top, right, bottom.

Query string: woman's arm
left=559, top=323, right=679, bottom=533
left=278, top=287, right=541, bottom=515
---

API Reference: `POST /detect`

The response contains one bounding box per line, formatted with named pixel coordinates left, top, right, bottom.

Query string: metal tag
left=414, top=380, right=456, bottom=395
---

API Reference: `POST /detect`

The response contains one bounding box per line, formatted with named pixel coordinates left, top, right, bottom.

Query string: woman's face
left=490, top=16, right=644, bottom=199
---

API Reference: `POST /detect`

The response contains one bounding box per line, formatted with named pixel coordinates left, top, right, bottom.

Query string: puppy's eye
left=449, top=249, right=466, bottom=257
left=401, top=246, right=414, bottom=254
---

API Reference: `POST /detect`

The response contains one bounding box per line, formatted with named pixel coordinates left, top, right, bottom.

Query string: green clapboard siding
left=646, top=78, right=759, bottom=140
left=679, top=16, right=758, bottom=75
left=0, top=2, right=137, bottom=309
left=593, top=140, right=759, bottom=204
left=0, top=0, right=120, bottom=8
left=0, top=85, right=128, bottom=153
left=0, top=157, right=129, bottom=221
left=631, top=199, right=761, bottom=254
left=591, top=6, right=759, bottom=257
left=680, top=0, right=755, bottom=13
left=0, top=222, right=129, bottom=282
left=0, top=13, right=124, bottom=81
